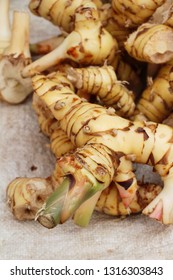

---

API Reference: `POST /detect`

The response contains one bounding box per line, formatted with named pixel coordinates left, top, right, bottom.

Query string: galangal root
left=23, top=0, right=118, bottom=77
left=7, top=77, right=161, bottom=226
left=5, top=0, right=173, bottom=228
left=31, top=72, right=173, bottom=226
left=6, top=71, right=173, bottom=228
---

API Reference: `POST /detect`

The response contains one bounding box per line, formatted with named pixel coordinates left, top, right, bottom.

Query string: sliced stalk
left=73, top=191, right=102, bottom=227
left=36, top=176, right=70, bottom=229
left=0, top=0, right=11, bottom=55
left=36, top=170, right=105, bottom=228
left=0, top=11, right=32, bottom=104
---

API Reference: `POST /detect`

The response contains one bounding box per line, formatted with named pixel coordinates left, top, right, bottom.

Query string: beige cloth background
left=0, top=0, right=173, bottom=260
